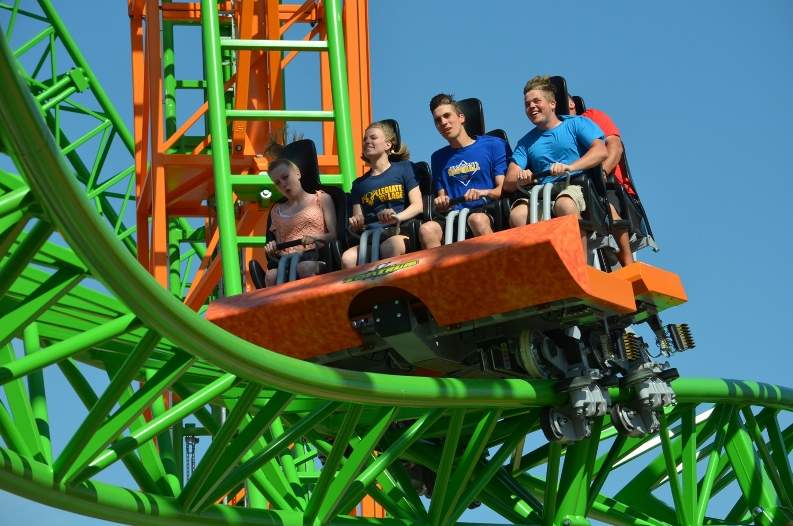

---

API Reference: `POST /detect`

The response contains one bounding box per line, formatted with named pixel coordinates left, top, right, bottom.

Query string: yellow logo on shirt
left=447, top=160, right=481, bottom=178
left=360, top=184, right=404, bottom=207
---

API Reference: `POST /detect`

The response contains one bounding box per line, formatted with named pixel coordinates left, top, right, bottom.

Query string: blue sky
left=2, top=1, right=792, bottom=524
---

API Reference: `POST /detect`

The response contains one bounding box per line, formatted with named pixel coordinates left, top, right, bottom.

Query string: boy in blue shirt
left=503, top=76, right=607, bottom=259
left=419, top=93, right=508, bottom=249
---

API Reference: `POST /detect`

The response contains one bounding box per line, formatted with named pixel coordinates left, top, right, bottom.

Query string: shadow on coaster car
left=207, top=213, right=695, bottom=441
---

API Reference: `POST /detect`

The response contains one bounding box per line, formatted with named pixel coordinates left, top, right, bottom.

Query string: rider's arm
left=503, top=162, right=524, bottom=192
left=395, top=186, right=423, bottom=222
left=585, top=109, right=624, bottom=175
left=486, top=139, right=508, bottom=199
left=316, top=191, right=337, bottom=242
left=567, top=139, right=607, bottom=172
left=349, top=203, right=365, bottom=231
left=482, top=174, right=504, bottom=199
left=603, top=135, right=624, bottom=176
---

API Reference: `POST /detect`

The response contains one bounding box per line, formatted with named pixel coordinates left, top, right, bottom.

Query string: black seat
left=572, top=95, right=586, bottom=115
left=566, top=88, right=657, bottom=253
left=248, top=139, right=345, bottom=289
left=458, top=98, right=485, bottom=138
left=458, top=97, right=511, bottom=146
left=485, top=128, right=509, bottom=144
left=552, top=77, right=659, bottom=265
left=606, top=152, right=658, bottom=253
left=549, top=76, right=571, bottom=116
left=381, top=118, right=402, bottom=153
left=412, top=160, right=433, bottom=222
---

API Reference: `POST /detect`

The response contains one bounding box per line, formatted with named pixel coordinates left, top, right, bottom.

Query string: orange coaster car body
left=206, top=216, right=687, bottom=359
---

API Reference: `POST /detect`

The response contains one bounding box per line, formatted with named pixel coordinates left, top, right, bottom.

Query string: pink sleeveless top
left=270, top=191, right=328, bottom=254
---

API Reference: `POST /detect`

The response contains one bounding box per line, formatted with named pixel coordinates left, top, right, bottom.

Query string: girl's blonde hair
left=362, top=120, right=410, bottom=163
left=267, top=157, right=300, bottom=176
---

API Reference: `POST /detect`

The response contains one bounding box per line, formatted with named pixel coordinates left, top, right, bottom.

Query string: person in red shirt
left=568, top=97, right=634, bottom=266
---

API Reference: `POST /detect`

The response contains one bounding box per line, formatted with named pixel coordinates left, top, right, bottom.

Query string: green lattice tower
left=1, top=2, right=793, bottom=525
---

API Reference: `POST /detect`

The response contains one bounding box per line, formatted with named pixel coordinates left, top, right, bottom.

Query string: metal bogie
left=610, top=361, right=678, bottom=437
left=541, top=380, right=610, bottom=442
left=609, top=403, right=661, bottom=437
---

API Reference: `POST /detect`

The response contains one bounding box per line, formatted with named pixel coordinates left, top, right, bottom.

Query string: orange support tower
left=129, top=0, right=371, bottom=298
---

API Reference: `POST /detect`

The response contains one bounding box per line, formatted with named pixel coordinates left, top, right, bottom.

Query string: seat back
left=485, top=128, right=508, bottom=143
left=549, top=76, right=571, bottom=116
left=458, top=97, right=485, bottom=138
left=572, top=95, right=586, bottom=115
left=609, top=151, right=658, bottom=251
left=412, top=160, right=433, bottom=221
left=281, top=138, right=321, bottom=192
left=380, top=118, right=402, bottom=154
left=317, top=184, right=348, bottom=266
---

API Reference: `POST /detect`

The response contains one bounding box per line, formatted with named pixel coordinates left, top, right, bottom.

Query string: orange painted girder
left=160, top=2, right=317, bottom=23
left=206, top=216, right=667, bottom=359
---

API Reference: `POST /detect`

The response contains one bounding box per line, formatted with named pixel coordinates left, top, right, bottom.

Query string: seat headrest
left=412, top=161, right=432, bottom=195
left=572, top=95, right=586, bottom=115
left=549, top=76, right=570, bottom=116
left=458, top=97, right=485, bottom=138
left=380, top=118, right=401, bottom=153
left=280, top=139, right=320, bottom=193
left=486, top=128, right=509, bottom=143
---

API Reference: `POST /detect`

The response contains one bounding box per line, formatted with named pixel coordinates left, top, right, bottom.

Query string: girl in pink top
left=263, top=158, right=336, bottom=286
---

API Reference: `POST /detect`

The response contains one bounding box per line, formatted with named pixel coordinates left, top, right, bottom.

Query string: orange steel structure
left=129, top=0, right=371, bottom=297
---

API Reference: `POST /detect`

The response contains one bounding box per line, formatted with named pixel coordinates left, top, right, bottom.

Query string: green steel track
left=0, top=2, right=792, bottom=525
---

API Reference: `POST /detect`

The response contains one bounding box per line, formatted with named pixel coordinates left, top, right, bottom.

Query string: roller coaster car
left=207, top=214, right=693, bottom=441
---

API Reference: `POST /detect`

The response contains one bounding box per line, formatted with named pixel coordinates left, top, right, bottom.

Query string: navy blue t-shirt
left=350, top=160, right=418, bottom=222
left=430, top=135, right=509, bottom=210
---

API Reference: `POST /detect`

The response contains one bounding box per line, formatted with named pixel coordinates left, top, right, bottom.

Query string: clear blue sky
left=2, top=1, right=792, bottom=524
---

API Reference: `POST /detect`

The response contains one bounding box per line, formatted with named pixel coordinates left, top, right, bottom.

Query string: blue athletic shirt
left=350, top=160, right=418, bottom=222
left=510, top=115, right=604, bottom=184
left=431, top=134, right=509, bottom=210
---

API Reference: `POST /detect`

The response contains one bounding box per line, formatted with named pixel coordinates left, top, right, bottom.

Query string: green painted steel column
left=169, top=222, right=182, bottom=297
left=35, top=0, right=135, bottom=153
left=323, top=0, right=357, bottom=192
left=22, top=323, right=52, bottom=464
left=200, top=0, right=242, bottom=295
left=723, top=410, right=782, bottom=526
left=162, top=13, right=178, bottom=142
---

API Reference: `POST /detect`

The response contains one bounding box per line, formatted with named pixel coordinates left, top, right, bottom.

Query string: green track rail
left=0, top=2, right=792, bottom=525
